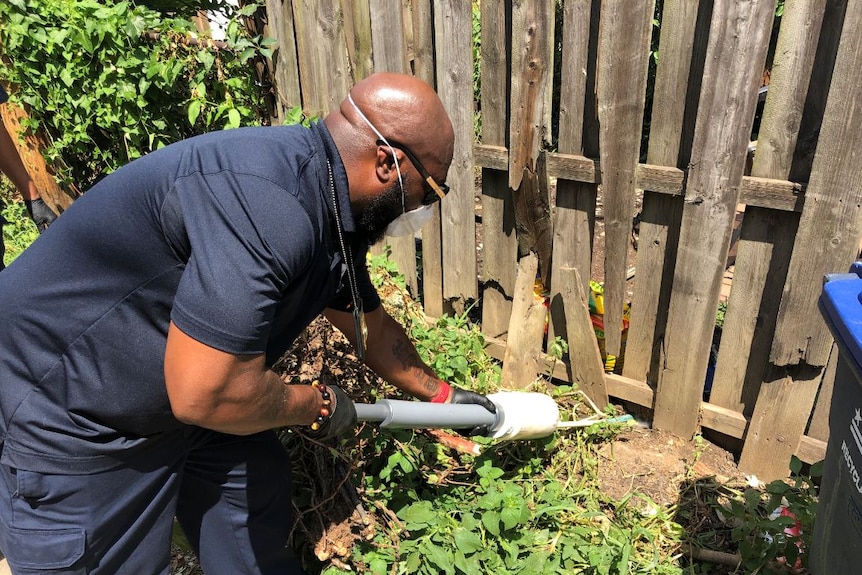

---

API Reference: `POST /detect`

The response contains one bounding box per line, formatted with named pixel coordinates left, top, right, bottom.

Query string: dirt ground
left=597, top=424, right=743, bottom=507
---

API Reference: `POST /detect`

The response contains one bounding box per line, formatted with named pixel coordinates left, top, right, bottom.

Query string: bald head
left=326, top=72, right=455, bottom=188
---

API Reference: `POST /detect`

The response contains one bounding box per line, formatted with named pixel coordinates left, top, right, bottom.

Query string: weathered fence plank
left=479, top=0, right=516, bottom=338
left=291, top=0, right=351, bottom=118
left=343, top=0, right=373, bottom=81
left=709, top=207, right=796, bottom=415
left=508, top=0, right=551, bottom=193
left=410, top=0, right=445, bottom=318
left=709, top=0, right=827, bottom=417
left=500, top=254, right=545, bottom=389
left=739, top=364, right=823, bottom=478
left=548, top=0, right=596, bottom=344
left=653, top=0, right=775, bottom=438
left=595, top=0, right=654, bottom=358
left=0, top=101, right=76, bottom=213
left=508, top=0, right=553, bottom=290
left=741, top=0, right=862, bottom=479
left=434, top=0, right=477, bottom=313
left=264, top=0, right=302, bottom=118
left=769, top=0, right=862, bottom=369
left=624, top=0, right=701, bottom=384
left=556, top=266, right=609, bottom=409
left=807, top=344, right=838, bottom=441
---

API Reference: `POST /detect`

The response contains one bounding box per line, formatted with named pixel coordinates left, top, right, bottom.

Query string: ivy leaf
left=405, top=552, right=421, bottom=572
left=59, top=68, right=74, bottom=88
left=74, top=30, right=94, bottom=54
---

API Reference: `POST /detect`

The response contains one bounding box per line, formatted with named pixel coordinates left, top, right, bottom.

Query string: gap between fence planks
left=553, top=266, right=608, bottom=409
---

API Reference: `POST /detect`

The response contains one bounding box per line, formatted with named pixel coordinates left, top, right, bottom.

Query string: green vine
left=0, top=0, right=272, bottom=190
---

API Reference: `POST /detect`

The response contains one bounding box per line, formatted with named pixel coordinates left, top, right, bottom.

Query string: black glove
left=309, top=385, right=357, bottom=441
left=24, top=198, right=56, bottom=233
left=449, top=385, right=497, bottom=437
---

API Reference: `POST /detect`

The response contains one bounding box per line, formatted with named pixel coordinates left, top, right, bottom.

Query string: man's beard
left=356, top=181, right=405, bottom=245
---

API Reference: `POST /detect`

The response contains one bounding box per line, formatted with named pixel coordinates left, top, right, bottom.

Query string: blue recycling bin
left=811, top=262, right=862, bottom=574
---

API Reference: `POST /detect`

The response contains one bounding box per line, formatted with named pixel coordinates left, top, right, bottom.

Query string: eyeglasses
left=376, top=139, right=450, bottom=205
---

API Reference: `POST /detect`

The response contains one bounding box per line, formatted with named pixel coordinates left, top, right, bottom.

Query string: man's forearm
left=0, top=123, right=37, bottom=200
left=172, top=367, right=323, bottom=436
left=364, top=311, right=444, bottom=401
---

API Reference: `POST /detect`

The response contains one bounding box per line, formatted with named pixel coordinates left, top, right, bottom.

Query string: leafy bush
left=0, top=0, right=272, bottom=190
left=1, top=198, right=39, bottom=267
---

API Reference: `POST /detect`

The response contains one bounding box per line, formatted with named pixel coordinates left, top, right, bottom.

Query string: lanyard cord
left=327, top=160, right=367, bottom=360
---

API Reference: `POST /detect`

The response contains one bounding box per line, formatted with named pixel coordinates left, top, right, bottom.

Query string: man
left=0, top=72, right=494, bottom=574
left=0, top=82, right=56, bottom=268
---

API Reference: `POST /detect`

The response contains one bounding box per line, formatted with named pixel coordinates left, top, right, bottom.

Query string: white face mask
left=385, top=203, right=434, bottom=237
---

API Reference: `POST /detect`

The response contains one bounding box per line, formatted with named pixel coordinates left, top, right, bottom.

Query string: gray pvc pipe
left=354, top=399, right=497, bottom=430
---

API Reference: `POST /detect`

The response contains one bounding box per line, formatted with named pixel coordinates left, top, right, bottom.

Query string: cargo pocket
left=3, top=525, right=85, bottom=573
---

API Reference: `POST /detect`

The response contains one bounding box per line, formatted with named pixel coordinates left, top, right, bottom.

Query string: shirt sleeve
left=170, top=171, right=317, bottom=355
left=0, top=84, right=8, bottom=105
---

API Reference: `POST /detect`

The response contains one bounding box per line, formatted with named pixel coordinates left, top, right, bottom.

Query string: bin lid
left=820, top=261, right=862, bottom=375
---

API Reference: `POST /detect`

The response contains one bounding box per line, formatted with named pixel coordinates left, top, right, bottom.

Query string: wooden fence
left=261, top=0, right=862, bottom=481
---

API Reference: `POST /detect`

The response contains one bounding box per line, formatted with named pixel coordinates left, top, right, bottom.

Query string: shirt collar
left=311, top=121, right=356, bottom=234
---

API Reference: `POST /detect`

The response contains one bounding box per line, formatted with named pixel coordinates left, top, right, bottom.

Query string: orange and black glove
left=432, top=381, right=497, bottom=437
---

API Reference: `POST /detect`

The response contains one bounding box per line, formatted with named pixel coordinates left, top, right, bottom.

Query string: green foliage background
left=0, top=0, right=272, bottom=191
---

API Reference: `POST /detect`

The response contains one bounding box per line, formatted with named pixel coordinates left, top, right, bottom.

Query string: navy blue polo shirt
left=0, top=121, right=378, bottom=473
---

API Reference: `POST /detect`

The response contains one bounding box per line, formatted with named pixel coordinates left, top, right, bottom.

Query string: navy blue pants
left=0, top=429, right=305, bottom=574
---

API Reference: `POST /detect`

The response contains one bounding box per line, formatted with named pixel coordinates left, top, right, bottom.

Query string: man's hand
left=449, top=385, right=497, bottom=437
left=24, top=198, right=56, bottom=232
left=309, top=385, right=357, bottom=441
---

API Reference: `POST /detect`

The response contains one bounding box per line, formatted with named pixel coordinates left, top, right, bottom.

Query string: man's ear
left=374, top=145, right=402, bottom=184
